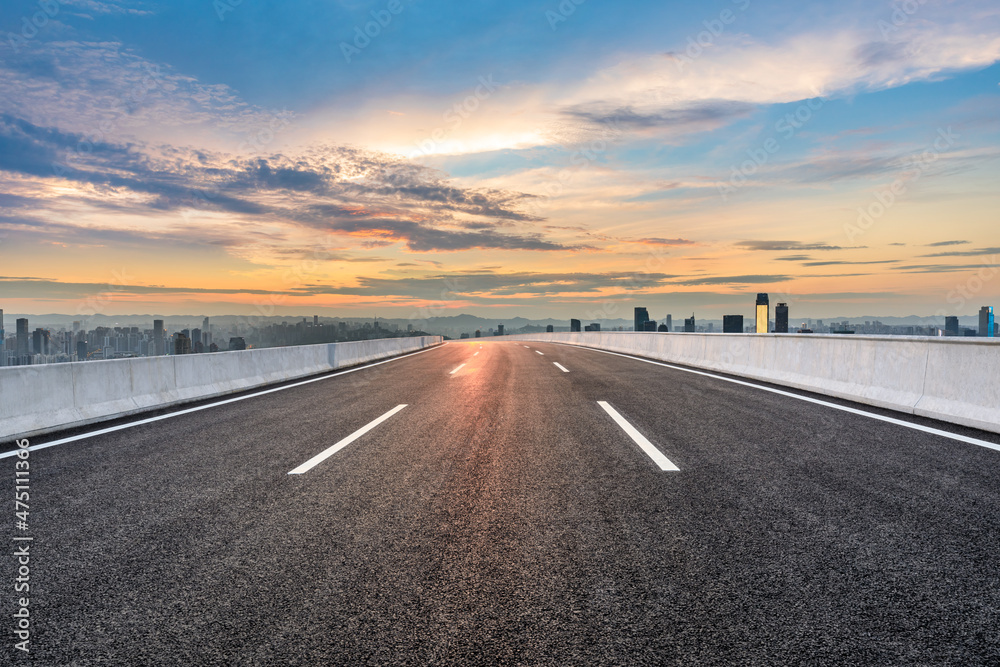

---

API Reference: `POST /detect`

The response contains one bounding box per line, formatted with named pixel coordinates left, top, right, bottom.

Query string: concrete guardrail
left=504, top=332, right=1000, bottom=435
left=0, top=337, right=442, bottom=442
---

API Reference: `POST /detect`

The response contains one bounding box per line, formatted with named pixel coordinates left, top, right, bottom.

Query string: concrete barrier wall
left=504, top=332, right=1000, bottom=434
left=0, top=337, right=441, bottom=442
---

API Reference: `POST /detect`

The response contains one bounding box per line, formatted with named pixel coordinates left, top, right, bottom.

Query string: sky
left=1, top=0, right=998, bottom=322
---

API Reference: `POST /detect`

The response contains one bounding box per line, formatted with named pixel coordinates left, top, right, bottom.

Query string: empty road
left=4, top=340, right=1000, bottom=665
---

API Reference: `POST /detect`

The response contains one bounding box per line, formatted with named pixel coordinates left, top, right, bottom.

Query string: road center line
left=0, top=345, right=444, bottom=459
left=555, top=344, right=1000, bottom=454
left=535, top=350, right=545, bottom=356
left=449, top=363, right=466, bottom=375
left=598, top=401, right=679, bottom=472
left=473, top=351, right=479, bottom=357
left=553, top=362, right=570, bottom=373
left=288, top=405, right=407, bottom=475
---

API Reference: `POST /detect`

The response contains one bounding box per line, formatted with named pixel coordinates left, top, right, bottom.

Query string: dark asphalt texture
left=3, top=340, right=1000, bottom=665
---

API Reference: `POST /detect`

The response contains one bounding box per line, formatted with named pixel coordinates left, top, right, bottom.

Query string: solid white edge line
left=0, top=345, right=445, bottom=459
left=556, top=343, right=1000, bottom=454
left=553, top=362, right=570, bottom=373
left=449, top=363, right=466, bottom=375
left=473, top=351, right=479, bottom=356
left=598, top=401, right=679, bottom=472
left=288, top=404, right=407, bottom=475
left=535, top=350, right=545, bottom=355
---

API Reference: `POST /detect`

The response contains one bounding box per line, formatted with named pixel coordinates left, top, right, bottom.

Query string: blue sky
left=1, top=0, right=998, bottom=319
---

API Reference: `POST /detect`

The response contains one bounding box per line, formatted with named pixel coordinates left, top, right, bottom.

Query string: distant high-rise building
left=474, top=330, right=481, bottom=338
left=584, top=324, right=596, bottom=331
left=945, top=316, right=960, bottom=336
left=228, top=337, right=246, bottom=351
left=590, top=323, right=602, bottom=332
left=175, top=333, right=192, bottom=355
left=755, top=293, right=769, bottom=333
left=642, top=320, right=657, bottom=332
left=634, top=307, right=650, bottom=332
left=32, top=328, right=49, bottom=356
left=775, top=303, right=789, bottom=333
left=665, top=314, right=672, bottom=332
left=497, top=324, right=504, bottom=336
left=657, top=324, right=668, bottom=332
left=980, top=306, right=995, bottom=337
left=570, top=319, right=581, bottom=332
left=313, top=315, right=319, bottom=327
left=684, top=315, right=695, bottom=333
left=546, top=325, right=554, bottom=333
left=76, top=340, right=88, bottom=361
left=153, top=319, right=165, bottom=356
left=191, top=328, right=202, bottom=349
left=723, top=315, right=744, bottom=333
left=16, top=318, right=29, bottom=356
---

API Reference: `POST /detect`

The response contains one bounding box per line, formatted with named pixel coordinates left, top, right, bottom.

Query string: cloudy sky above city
left=1, top=0, right=998, bottom=319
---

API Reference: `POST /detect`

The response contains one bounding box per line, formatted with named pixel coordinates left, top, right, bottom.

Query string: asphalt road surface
left=4, top=340, right=1000, bottom=665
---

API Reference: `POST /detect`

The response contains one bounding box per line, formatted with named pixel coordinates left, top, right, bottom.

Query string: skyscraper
left=634, top=307, right=650, bottom=332
left=684, top=315, right=695, bottom=333
left=945, top=316, right=959, bottom=336
left=755, top=293, right=769, bottom=333
left=775, top=303, right=789, bottom=333
left=32, top=328, right=49, bottom=356
left=723, top=315, right=744, bottom=333
left=16, top=318, right=29, bottom=357
left=665, top=314, right=672, bottom=332
left=497, top=324, right=504, bottom=336
left=980, top=306, right=995, bottom=338
left=153, top=319, right=165, bottom=356
left=546, top=325, right=554, bottom=333
left=175, top=333, right=192, bottom=355
left=570, top=319, right=581, bottom=332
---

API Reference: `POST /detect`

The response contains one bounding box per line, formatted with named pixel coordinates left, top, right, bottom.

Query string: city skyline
left=1, top=1, right=999, bottom=319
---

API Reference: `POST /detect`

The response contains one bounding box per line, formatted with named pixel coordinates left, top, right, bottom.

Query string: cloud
left=925, top=240, right=970, bottom=247
left=669, top=275, right=790, bottom=286
left=736, top=241, right=856, bottom=252
left=0, top=115, right=580, bottom=255
left=561, top=101, right=754, bottom=135
left=919, top=247, right=1000, bottom=258
left=802, top=260, right=900, bottom=267
left=322, top=218, right=586, bottom=253
left=632, top=237, right=697, bottom=246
